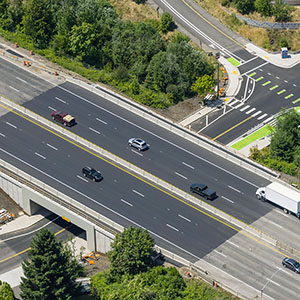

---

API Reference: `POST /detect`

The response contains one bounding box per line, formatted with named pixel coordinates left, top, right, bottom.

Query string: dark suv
left=190, top=183, right=217, bottom=200
left=282, top=257, right=300, bottom=274
left=82, top=167, right=103, bottom=182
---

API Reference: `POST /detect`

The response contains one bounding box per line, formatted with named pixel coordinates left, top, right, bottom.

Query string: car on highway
left=282, top=257, right=300, bottom=273
left=190, top=183, right=217, bottom=200
left=51, top=111, right=76, bottom=126
left=128, top=138, right=148, bottom=151
left=82, top=167, right=103, bottom=182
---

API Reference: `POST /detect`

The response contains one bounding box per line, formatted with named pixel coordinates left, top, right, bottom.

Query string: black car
left=190, top=183, right=217, bottom=200
left=282, top=257, right=300, bottom=273
left=82, top=167, right=103, bottom=182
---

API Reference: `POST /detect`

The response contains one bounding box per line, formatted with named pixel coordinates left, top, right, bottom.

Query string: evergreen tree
left=20, top=228, right=82, bottom=300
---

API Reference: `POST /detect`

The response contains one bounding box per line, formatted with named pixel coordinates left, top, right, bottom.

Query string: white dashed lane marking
left=6, top=122, right=17, bottom=129
left=46, top=143, right=58, bottom=151
left=178, top=214, right=191, bottom=222
left=182, top=162, right=195, bottom=169
left=89, top=127, right=100, bottom=134
left=166, top=224, right=179, bottom=232
left=77, top=175, right=88, bottom=182
left=175, top=172, right=187, bottom=180
left=121, top=199, right=133, bottom=207
left=55, top=97, right=67, bottom=104
left=35, top=152, right=46, bottom=160
left=132, top=190, right=144, bottom=197
left=221, top=196, right=234, bottom=203
left=96, top=118, right=107, bottom=125
left=228, top=185, right=241, bottom=193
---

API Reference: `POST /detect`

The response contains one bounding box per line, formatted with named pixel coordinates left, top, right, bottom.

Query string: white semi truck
left=256, top=182, right=300, bottom=217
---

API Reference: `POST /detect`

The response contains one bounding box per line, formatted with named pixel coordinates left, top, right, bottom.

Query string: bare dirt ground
left=154, top=96, right=203, bottom=123
left=0, top=188, right=22, bottom=219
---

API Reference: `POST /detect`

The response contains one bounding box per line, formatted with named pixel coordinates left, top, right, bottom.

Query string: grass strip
left=231, top=125, right=273, bottom=150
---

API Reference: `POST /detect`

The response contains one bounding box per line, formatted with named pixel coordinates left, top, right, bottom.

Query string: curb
left=2, top=96, right=300, bottom=259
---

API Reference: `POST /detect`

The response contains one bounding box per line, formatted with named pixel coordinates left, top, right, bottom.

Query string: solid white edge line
left=0, top=216, right=60, bottom=243
left=0, top=147, right=201, bottom=261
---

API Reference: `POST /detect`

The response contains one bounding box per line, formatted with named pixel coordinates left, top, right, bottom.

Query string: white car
left=128, top=138, right=148, bottom=151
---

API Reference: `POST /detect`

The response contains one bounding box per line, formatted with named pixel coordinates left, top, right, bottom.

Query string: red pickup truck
left=51, top=111, right=76, bottom=126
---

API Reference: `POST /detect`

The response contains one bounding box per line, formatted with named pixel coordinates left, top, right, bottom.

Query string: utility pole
left=215, top=52, right=220, bottom=99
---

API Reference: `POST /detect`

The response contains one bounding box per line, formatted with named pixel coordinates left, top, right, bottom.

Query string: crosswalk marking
left=245, top=108, right=256, bottom=114
left=229, top=99, right=239, bottom=106
left=240, top=105, right=250, bottom=112
left=269, top=85, right=278, bottom=90
left=252, top=110, right=261, bottom=117
left=234, top=103, right=244, bottom=109
left=263, top=116, right=274, bottom=123
left=256, top=76, right=263, bottom=82
left=258, top=113, right=268, bottom=120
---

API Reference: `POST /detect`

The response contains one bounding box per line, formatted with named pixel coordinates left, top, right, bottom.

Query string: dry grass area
left=108, top=0, right=159, bottom=21
left=194, top=0, right=300, bottom=50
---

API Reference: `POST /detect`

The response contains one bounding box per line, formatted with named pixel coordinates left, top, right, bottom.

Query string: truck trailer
left=256, top=182, right=300, bottom=217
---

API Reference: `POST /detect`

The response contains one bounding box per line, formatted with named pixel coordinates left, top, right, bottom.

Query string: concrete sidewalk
left=179, top=44, right=300, bottom=128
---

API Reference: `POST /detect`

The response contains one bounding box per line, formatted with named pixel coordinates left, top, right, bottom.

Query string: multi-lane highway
left=2, top=57, right=300, bottom=299
left=1, top=0, right=300, bottom=298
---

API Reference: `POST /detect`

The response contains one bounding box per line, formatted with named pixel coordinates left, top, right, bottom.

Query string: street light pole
left=215, top=52, right=220, bottom=99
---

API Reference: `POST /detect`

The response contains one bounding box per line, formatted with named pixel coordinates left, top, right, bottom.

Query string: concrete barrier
left=2, top=97, right=300, bottom=258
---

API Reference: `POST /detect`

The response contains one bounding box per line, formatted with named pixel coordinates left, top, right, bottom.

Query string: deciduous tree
left=0, top=280, right=14, bottom=300
left=24, top=0, right=55, bottom=48
left=107, top=226, right=155, bottom=278
left=254, top=0, right=272, bottom=17
left=191, top=74, right=215, bottom=98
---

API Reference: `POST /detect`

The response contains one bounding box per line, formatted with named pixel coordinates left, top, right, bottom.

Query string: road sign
left=215, top=52, right=220, bottom=59
left=270, top=39, right=274, bottom=45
